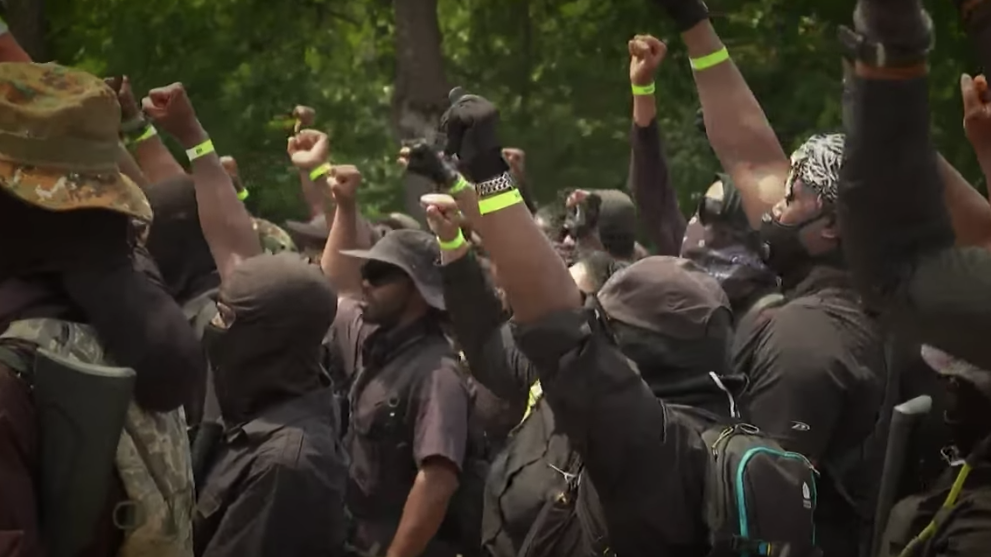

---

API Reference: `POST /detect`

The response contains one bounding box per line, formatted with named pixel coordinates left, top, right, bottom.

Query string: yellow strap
left=309, top=162, right=332, bottom=181
left=438, top=229, right=466, bottom=251
left=520, top=381, right=543, bottom=423
left=897, top=463, right=973, bottom=557
left=631, top=82, right=656, bottom=96
left=126, top=124, right=158, bottom=147
left=478, top=188, right=524, bottom=215
left=186, top=139, right=215, bottom=161
left=690, top=47, right=730, bottom=71
left=448, top=175, right=471, bottom=195
left=237, top=188, right=250, bottom=201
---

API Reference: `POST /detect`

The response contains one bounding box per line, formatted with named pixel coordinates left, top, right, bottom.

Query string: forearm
left=682, top=20, right=788, bottom=226
left=386, top=469, right=456, bottom=557
left=177, top=124, right=261, bottom=281
left=937, top=154, right=991, bottom=248
left=321, top=200, right=365, bottom=296
left=298, top=169, right=328, bottom=219
left=133, top=136, right=187, bottom=184
left=117, top=143, right=150, bottom=189
left=629, top=119, right=684, bottom=255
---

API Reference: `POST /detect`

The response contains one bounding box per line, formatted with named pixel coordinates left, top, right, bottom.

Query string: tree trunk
left=4, top=0, right=48, bottom=61
left=392, top=0, right=451, bottom=227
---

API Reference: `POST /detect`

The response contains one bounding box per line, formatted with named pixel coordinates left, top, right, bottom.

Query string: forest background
left=1, top=0, right=981, bottom=225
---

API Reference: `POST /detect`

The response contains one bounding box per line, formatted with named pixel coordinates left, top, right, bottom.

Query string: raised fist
left=329, top=164, right=362, bottom=205
left=400, top=143, right=459, bottom=190
left=440, top=88, right=506, bottom=182
left=962, top=73, right=991, bottom=156
left=288, top=129, right=331, bottom=171
left=292, top=105, right=316, bottom=133
left=142, top=83, right=199, bottom=140
left=629, top=35, right=667, bottom=87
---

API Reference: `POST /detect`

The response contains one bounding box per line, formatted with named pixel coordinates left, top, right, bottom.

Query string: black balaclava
left=143, top=175, right=220, bottom=304
left=0, top=190, right=206, bottom=413
left=203, top=253, right=337, bottom=426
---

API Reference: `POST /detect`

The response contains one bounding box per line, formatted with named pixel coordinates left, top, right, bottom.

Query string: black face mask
left=758, top=212, right=826, bottom=277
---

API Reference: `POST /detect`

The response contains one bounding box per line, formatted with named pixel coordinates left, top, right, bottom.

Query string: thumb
left=962, top=73, right=981, bottom=112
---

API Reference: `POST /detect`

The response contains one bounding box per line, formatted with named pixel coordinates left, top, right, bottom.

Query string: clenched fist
left=292, top=105, right=316, bottom=133
left=288, top=129, right=331, bottom=171
left=142, top=83, right=201, bottom=143
left=629, top=35, right=667, bottom=87
left=962, top=73, right=991, bottom=155
left=329, top=164, right=362, bottom=205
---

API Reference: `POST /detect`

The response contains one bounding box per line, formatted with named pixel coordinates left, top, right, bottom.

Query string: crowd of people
left=1, top=0, right=990, bottom=556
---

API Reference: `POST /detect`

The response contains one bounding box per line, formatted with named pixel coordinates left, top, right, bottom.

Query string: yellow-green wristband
left=237, top=189, right=250, bottom=201
left=631, top=82, right=656, bottom=96
left=186, top=139, right=215, bottom=161
left=448, top=175, right=471, bottom=195
left=438, top=229, right=467, bottom=251
left=478, top=188, right=524, bottom=215
left=126, top=124, right=158, bottom=147
left=309, top=162, right=332, bottom=181
left=690, top=47, right=730, bottom=71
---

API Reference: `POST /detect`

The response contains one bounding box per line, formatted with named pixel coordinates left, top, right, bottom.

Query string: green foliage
left=44, top=0, right=989, bottom=225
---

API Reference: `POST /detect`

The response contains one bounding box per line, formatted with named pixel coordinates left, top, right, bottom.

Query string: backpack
left=697, top=419, right=821, bottom=557
left=1, top=318, right=195, bottom=557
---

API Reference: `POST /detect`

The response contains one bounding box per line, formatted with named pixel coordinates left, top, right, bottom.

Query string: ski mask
left=203, top=253, right=337, bottom=425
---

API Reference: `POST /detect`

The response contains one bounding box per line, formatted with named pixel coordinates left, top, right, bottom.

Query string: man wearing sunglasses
left=319, top=161, right=470, bottom=557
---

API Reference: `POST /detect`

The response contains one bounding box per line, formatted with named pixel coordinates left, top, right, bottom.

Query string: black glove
left=653, top=0, right=708, bottom=33
left=839, top=0, right=932, bottom=68
left=404, top=143, right=460, bottom=191
left=440, top=88, right=508, bottom=183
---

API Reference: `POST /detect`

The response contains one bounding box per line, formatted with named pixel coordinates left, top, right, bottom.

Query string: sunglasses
left=361, top=261, right=409, bottom=288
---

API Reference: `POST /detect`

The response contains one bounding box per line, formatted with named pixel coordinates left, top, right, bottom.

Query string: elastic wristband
left=438, top=229, right=467, bottom=251
left=186, top=139, right=215, bottom=161
left=127, top=124, right=158, bottom=147
left=690, top=47, right=730, bottom=71
left=448, top=175, right=471, bottom=195
left=478, top=188, right=524, bottom=215
left=631, top=82, right=656, bottom=96
left=309, top=162, right=332, bottom=181
left=237, top=189, right=250, bottom=201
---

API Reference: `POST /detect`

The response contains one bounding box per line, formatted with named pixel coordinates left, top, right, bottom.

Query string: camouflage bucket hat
left=0, top=63, right=151, bottom=221
left=253, top=217, right=298, bottom=255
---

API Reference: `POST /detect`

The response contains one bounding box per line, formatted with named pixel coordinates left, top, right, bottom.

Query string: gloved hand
left=439, top=88, right=508, bottom=183
left=839, top=0, right=932, bottom=68
left=652, top=0, right=708, bottom=33
left=402, top=143, right=460, bottom=191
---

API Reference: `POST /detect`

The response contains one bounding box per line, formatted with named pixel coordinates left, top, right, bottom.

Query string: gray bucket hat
left=339, top=229, right=445, bottom=311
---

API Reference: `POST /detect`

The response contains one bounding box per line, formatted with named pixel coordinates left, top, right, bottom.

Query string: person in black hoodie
left=418, top=162, right=742, bottom=557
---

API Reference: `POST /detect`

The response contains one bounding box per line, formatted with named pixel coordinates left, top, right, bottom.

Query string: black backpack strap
left=515, top=450, right=584, bottom=557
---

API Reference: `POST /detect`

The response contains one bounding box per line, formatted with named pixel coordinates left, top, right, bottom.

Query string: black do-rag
left=205, top=253, right=338, bottom=425
left=0, top=190, right=206, bottom=413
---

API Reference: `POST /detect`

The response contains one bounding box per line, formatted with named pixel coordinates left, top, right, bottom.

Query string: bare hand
left=288, top=129, right=330, bottom=171
left=420, top=193, right=463, bottom=242
left=629, top=35, right=667, bottom=87
left=962, top=73, right=991, bottom=154
left=293, top=105, right=316, bottom=133
left=142, top=83, right=200, bottom=141
left=566, top=189, right=590, bottom=209
left=502, top=147, right=525, bottom=176
left=219, top=156, right=240, bottom=178
left=329, top=164, right=361, bottom=205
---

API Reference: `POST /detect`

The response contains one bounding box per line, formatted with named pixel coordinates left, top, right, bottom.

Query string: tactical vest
left=1, top=318, right=195, bottom=557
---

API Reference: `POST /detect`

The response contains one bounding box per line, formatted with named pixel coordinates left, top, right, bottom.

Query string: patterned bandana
left=786, top=133, right=845, bottom=203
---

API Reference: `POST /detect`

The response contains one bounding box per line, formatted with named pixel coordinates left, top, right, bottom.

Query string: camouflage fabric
left=0, top=63, right=152, bottom=221
left=0, top=318, right=194, bottom=557
left=253, top=217, right=298, bottom=254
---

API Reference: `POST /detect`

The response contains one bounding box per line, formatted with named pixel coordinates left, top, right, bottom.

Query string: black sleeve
left=201, top=458, right=348, bottom=557
left=512, top=309, right=701, bottom=556
left=442, top=252, right=537, bottom=402
left=838, top=75, right=991, bottom=370
left=628, top=119, right=686, bottom=256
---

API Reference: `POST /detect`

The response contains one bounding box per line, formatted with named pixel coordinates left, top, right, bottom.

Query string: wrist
left=174, top=123, right=209, bottom=150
